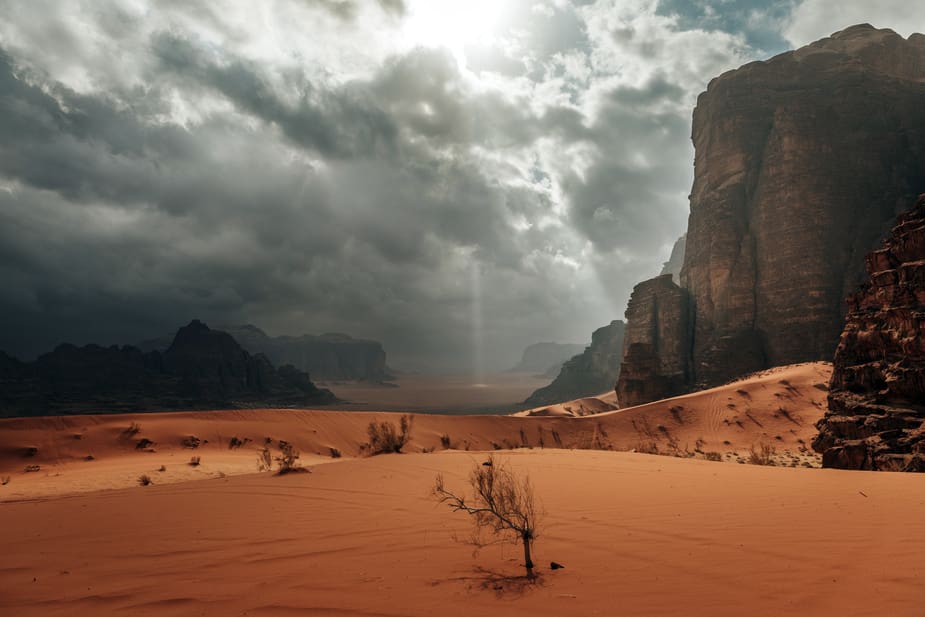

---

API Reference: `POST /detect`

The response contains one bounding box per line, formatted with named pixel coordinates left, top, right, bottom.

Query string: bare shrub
left=181, top=435, right=201, bottom=449
left=123, top=422, right=141, bottom=438
left=136, top=438, right=155, bottom=450
left=748, top=443, right=776, bottom=466
left=329, top=447, right=342, bottom=458
left=433, top=455, right=541, bottom=579
left=257, top=446, right=272, bottom=472
left=229, top=436, right=249, bottom=450
left=440, top=434, right=452, bottom=449
left=703, top=451, right=723, bottom=462
left=189, top=456, right=201, bottom=467
left=137, top=474, right=152, bottom=486
left=276, top=440, right=306, bottom=474
left=367, top=415, right=413, bottom=454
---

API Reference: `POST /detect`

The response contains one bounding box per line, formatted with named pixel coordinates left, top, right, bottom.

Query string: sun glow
left=401, top=0, right=510, bottom=64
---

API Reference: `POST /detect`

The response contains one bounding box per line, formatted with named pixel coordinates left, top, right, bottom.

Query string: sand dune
left=1, top=448, right=923, bottom=616
left=4, top=361, right=920, bottom=615
left=0, top=363, right=830, bottom=500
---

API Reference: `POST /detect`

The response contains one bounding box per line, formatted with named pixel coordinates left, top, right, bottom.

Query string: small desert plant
left=329, top=447, right=342, bottom=458
left=229, top=436, right=248, bottom=450
left=123, top=422, right=141, bottom=438
left=257, top=446, right=272, bottom=472
left=748, top=443, right=776, bottom=466
left=440, top=434, right=452, bottom=449
left=703, top=451, right=723, bottom=462
left=275, top=440, right=303, bottom=474
left=24, top=464, right=40, bottom=472
left=181, top=435, right=201, bottom=449
left=157, top=465, right=167, bottom=472
left=367, top=415, right=413, bottom=454
left=137, top=474, right=152, bottom=486
left=433, top=455, right=541, bottom=579
left=136, top=438, right=155, bottom=450
left=189, top=456, right=201, bottom=467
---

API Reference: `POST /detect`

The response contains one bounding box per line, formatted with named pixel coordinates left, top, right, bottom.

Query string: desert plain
left=1, top=362, right=923, bottom=616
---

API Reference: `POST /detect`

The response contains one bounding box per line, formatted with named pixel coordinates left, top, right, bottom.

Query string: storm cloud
left=0, top=1, right=915, bottom=372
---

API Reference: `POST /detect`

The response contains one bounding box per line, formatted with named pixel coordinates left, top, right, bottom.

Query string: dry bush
left=24, top=464, right=40, bottom=472
left=440, top=434, right=452, bottom=449
left=748, top=443, right=776, bottom=466
left=137, top=474, right=153, bottom=486
left=229, top=436, right=249, bottom=450
left=181, top=435, right=201, bottom=449
left=329, top=447, right=342, bottom=458
left=433, top=455, right=541, bottom=579
left=367, top=415, right=413, bottom=454
left=275, top=440, right=305, bottom=474
left=189, top=456, right=201, bottom=467
left=135, top=438, right=155, bottom=450
left=123, top=422, right=141, bottom=438
left=703, top=451, right=723, bottom=462
left=257, top=446, right=272, bottom=472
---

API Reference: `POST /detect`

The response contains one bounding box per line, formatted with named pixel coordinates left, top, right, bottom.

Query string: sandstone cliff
left=524, top=320, right=625, bottom=406
left=615, top=274, right=691, bottom=407
left=619, top=24, right=925, bottom=404
left=660, top=235, right=686, bottom=285
left=814, top=195, right=925, bottom=471
left=0, top=320, right=336, bottom=417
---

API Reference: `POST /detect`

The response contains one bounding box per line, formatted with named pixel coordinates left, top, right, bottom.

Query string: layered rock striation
left=0, top=320, right=336, bottom=417
left=616, top=275, right=691, bottom=407
left=524, top=321, right=625, bottom=406
left=814, top=196, right=925, bottom=470
left=618, top=25, right=925, bottom=405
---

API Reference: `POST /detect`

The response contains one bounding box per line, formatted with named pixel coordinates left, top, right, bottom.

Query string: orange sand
left=4, top=362, right=912, bottom=615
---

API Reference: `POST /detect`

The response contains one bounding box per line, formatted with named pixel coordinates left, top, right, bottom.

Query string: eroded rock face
left=615, top=274, right=691, bottom=407
left=814, top=196, right=925, bottom=471
left=619, top=24, right=925, bottom=403
left=524, top=321, right=625, bottom=406
left=509, top=342, right=586, bottom=376
left=0, top=320, right=336, bottom=417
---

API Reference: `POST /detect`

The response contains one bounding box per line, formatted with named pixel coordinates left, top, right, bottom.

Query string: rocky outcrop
left=140, top=324, right=390, bottom=382
left=508, top=342, right=586, bottom=376
left=660, top=234, right=686, bottom=285
left=619, top=24, right=925, bottom=403
left=0, top=320, right=336, bottom=417
left=524, top=321, right=625, bottom=406
left=615, top=275, right=692, bottom=407
left=814, top=196, right=925, bottom=471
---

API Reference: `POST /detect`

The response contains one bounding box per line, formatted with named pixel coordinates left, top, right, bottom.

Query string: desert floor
left=3, top=362, right=921, bottom=615
left=321, top=371, right=551, bottom=414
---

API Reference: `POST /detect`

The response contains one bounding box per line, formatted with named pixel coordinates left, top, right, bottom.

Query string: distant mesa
left=617, top=24, right=925, bottom=406
left=814, top=196, right=925, bottom=471
left=139, top=324, right=391, bottom=382
left=508, top=342, right=586, bottom=377
left=523, top=321, right=625, bottom=407
left=0, top=320, right=336, bottom=418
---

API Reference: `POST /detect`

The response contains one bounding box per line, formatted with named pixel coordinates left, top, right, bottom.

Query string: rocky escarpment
left=814, top=196, right=925, bottom=471
left=619, top=25, right=925, bottom=404
left=524, top=321, right=625, bottom=406
left=0, top=320, right=336, bottom=417
left=615, top=275, right=691, bottom=407
left=141, top=325, right=390, bottom=382
left=508, top=342, right=586, bottom=377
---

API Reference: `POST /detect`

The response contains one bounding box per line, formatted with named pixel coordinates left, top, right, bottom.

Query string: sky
left=1, top=1, right=923, bottom=373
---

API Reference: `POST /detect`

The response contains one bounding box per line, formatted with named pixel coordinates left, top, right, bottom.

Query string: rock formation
left=660, top=235, right=686, bottom=285
left=615, top=275, right=691, bottom=407
left=618, top=24, right=925, bottom=404
left=140, top=324, right=390, bottom=382
left=524, top=321, right=625, bottom=406
left=814, top=195, right=925, bottom=471
left=0, top=320, right=336, bottom=417
left=508, top=342, right=586, bottom=376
